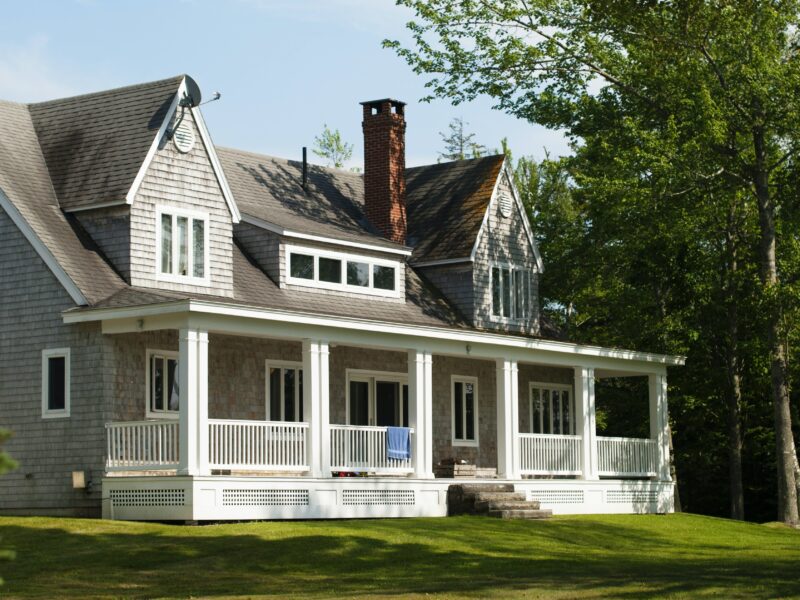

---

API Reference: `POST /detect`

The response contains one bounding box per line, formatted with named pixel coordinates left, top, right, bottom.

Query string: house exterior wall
left=0, top=207, right=110, bottom=517
left=233, top=221, right=281, bottom=283
left=75, top=205, right=132, bottom=282
left=473, top=171, right=541, bottom=335
left=417, top=263, right=474, bottom=321
left=129, top=110, right=234, bottom=297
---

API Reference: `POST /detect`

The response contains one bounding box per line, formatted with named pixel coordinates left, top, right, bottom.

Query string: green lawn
left=0, top=513, right=798, bottom=599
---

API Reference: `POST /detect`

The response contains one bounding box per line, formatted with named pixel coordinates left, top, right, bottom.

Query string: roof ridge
left=26, top=74, right=185, bottom=107
left=406, top=153, right=505, bottom=172
left=217, top=146, right=363, bottom=179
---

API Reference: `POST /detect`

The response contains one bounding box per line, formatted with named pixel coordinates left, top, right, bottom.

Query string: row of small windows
left=287, top=247, right=398, bottom=294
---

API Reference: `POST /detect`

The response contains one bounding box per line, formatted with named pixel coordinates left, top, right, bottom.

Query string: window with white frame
left=452, top=376, right=478, bottom=446
left=346, top=371, right=409, bottom=427
left=267, top=362, right=304, bottom=422
left=529, top=383, right=574, bottom=435
left=286, top=245, right=400, bottom=297
left=491, top=265, right=532, bottom=321
left=42, top=348, right=70, bottom=418
left=156, top=207, right=209, bottom=283
left=147, top=350, right=179, bottom=418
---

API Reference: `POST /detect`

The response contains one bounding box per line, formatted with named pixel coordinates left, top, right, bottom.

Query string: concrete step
left=471, top=491, right=527, bottom=503
left=457, top=483, right=515, bottom=494
left=475, top=500, right=541, bottom=512
left=487, top=508, right=553, bottom=520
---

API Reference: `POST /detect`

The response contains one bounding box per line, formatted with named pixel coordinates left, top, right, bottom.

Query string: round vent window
left=173, top=120, right=195, bottom=153
left=498, top=193, right=513, bottom=218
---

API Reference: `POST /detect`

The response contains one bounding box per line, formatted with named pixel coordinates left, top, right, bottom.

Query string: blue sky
left=0, top=0, right=569, bottom=169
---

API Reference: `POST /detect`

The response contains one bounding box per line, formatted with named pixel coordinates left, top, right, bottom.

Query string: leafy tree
left=387, top=0, right=800, bottom=524
left=312, top=124, right=353, bottom=168
left=0, top=429, right=17, bottom=586
left=439, top=117, right=486, bottom=161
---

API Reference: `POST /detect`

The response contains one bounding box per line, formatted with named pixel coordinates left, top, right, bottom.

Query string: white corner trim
left=125, top=85, right=181, bottom=205
left=240, top=214, right=413, bottom=257
left=191, top=103, right=241, bottom=224
left=0, top=187, right=88, bottom=306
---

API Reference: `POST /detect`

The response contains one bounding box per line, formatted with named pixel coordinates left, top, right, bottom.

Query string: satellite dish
left=182, top=75, right=203, bottom=107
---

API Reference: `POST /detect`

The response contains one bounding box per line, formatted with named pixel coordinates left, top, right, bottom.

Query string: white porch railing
left=519, top=433, right=583, bottom=475
left=597, top=436, right=658, bottom=477
left=106, top=420, right=179, bottom=471
left=330, top=425, right=414, bottom=474
left=208, top=420, right=309, bottom=471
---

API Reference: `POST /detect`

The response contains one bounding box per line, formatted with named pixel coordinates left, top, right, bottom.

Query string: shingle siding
left=0, top=206, right=109, bottom=516
left=417, top=263, right=474, bottom=321
left=76, top=205, right=132, bottom=281
left=233, top=221, right=281, bottom=283
left=473, top=172, right=541, bottom=335
left=129, top=111, right=234, bottom=297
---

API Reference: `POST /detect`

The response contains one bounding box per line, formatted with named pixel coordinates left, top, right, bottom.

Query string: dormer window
left=285, top=244, right=400, bottom=297
left=491, top=263, right=532, bottom=321
left=156, top=206, right=209, bottom=284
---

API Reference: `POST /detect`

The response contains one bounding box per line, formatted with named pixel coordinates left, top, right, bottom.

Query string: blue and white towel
left=386, top=426, right=411, bottom=461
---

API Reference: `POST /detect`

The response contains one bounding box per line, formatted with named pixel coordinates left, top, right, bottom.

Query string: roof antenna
left=198, top=91, right=222, bottom=106
left=302, top=147, right=308, bottom=191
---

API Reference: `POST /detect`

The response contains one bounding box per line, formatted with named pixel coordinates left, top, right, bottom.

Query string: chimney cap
left=360, top=98, right=406, bottom=108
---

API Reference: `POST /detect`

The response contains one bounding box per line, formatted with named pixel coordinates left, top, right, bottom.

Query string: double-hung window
left=492, top=264, right=532, bottom=321
left=529, top=383, right=574, bottom=435
left=267, top=362, right=304, bottom=422
left=147, top=350, right=179, bottom=418
left=42, top=348, right=70, bottom=418
left=452, top=376, right=478, bottom=446
left=157, top=207, right=209, bottom=283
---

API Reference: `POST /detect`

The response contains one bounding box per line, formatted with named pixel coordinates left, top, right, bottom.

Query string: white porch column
left=496, top=358, right=520, bottom=479
left=302, top=339, right=329, bottom=478
left=178, top=328, right=208, bottom=476
left=575, top=366, right=599, bottom=480
left=408, top=349, right=434, bottom=479
left=649, top=372, right=671, bottom=481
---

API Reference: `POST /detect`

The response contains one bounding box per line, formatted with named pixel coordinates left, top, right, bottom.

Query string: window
left=285, top=245, right=400, bottom=297
left=42, top=348, right=70, bottom=418
left=156, top=207, right=209, bottom=283
left=452, top=376, right=478, bottom=446
left=147, top=350, right=179, bottom=418
left=266, top=362, right=304, bottom=422
left=530, top=383, right=574, bottom=435
left=346, top=371, right=409, bottom=427
left=491, top=264, right=532, bottom=321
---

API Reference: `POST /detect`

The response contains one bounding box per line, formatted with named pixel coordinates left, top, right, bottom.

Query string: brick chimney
left=361, top=98, right=407, bottom=244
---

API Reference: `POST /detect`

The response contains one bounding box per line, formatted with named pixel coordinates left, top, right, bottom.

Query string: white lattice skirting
left=102, top=477, right=674, bottom=521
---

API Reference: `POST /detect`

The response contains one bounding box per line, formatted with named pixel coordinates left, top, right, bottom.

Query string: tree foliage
left=312, top=124, right=353, bottom=168
left=387, top=0, right=800, bottom=523
left=439, top=117, right=486, bottom=161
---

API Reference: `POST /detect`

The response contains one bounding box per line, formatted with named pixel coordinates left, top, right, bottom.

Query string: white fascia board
left=62, top=298, right=686, bottom=368
left=240, top=214, right=413, bottom=257
left=191, top=103, right=241, bottom=224
left=411, top=257, right=473, bottom=268
left=65, top=199, right=128, bottom=213
left=503, top=160, right=544, bottom=273
left=125, top=84, right=181, bottom=205
left=468, top=171, right=497, bottom=263
left=0, top=188, right=87, bottom=306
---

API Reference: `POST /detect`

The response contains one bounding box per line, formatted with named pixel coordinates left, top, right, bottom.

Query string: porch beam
left=575, top=367, right=599, bottom=480
left=496, top=358, right=520, bottom=479
left=408, top=349, right=434, bottom=479
left=649, top=373, right=671, bottom=482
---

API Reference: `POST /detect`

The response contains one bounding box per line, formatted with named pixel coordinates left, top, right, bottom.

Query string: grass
left=0, top=513, right=798, bottom=599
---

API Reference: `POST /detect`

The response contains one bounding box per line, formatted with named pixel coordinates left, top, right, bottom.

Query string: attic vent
left=498, top=193, right=513, bottom=218
left=173, top=120, right=195, bottom=153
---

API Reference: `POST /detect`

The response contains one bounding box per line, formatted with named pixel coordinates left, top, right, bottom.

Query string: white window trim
left=155, top=205, right=211, bottom=286
left=146, top=349, right=179, bottom=420
left=451, top=375, right=479, bottom=447
left=41, top=348, right=70, bottom=419
left=345, top=369, right=408, bottom=426
left=529, top=381, right=575, bottom=435
left=265, top=360, right=304, bottom=422
left=285, top=244, right=402, bottom=298
left=490, top=261, right=532, bottom=324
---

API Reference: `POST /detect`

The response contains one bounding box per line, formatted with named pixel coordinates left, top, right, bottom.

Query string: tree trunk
left=724, top=205, right=745, bottom=520
left=753, top=129, right=799, bottom=526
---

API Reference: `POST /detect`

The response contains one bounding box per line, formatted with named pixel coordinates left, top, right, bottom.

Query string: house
left=0, top=75, right=683, bottom=521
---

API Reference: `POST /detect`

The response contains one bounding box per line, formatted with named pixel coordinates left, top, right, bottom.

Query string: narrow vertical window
left=42, top=349, right=70, bottom=418
left=161, top=214, right=172, bottom=274
left=147, top=351, right=179, bottom=417
left=452, top=377, right=478, bottom=445
left=501, top=268, right=512, bottom=317
left=177, top=216, right=188, bottom=276
left=193, top=219, right=205, bottom=278
left=492, top=267, right=501, bottom=316
left=266, top=363, right=304, bottom=422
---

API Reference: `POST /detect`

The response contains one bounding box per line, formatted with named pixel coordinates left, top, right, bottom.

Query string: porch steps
left=447, top=483, right=553, bottom=520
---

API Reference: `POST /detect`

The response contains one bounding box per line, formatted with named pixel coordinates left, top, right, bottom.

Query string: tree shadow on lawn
left=3, top=516, right=800, bottom=599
